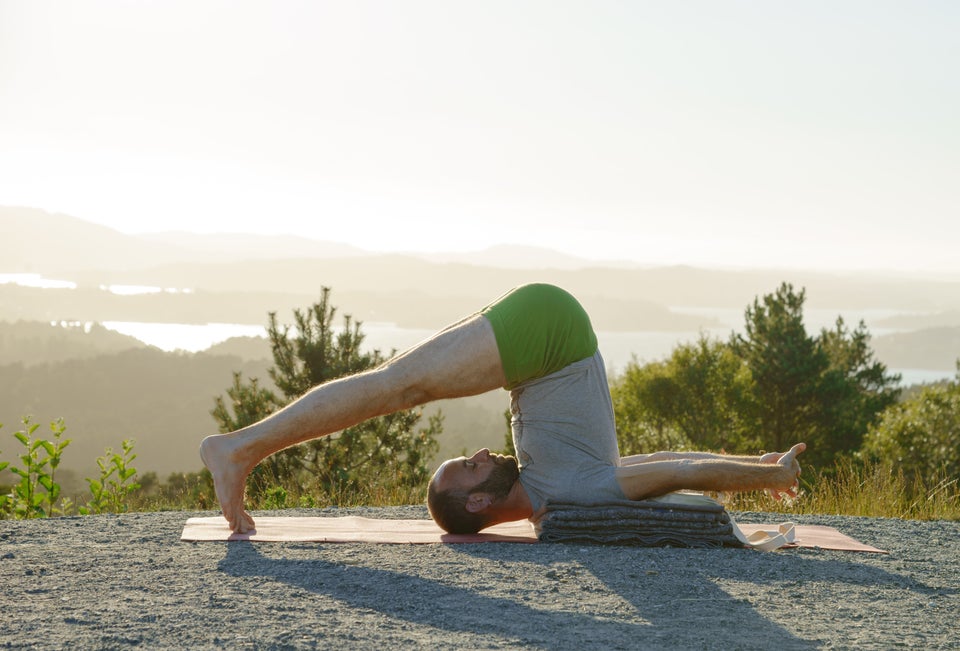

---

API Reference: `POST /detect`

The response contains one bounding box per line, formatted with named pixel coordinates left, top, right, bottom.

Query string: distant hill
left=417, top=244, right=636, bottom=270
left=0, top=347, right=275, bottom=478
left=1, top=206, right=368, bottom=272
left=2, top=205, right=613, bottom=273
left=6, top=203, right=960, bottom=332
left=872, top=327, right=960, bottom=371
left=875, top=310, right=960, bottom=330
left=135, top=230, right=370, bottom=263
left=2, top=206, right=184, bottom=272
left=0, top=320, right=147, bottom=366
left=206, top=336, right=272, bottom=361
left=0, top=327, right=503, bottom=479
left=6, top=204, right=960, bottom=303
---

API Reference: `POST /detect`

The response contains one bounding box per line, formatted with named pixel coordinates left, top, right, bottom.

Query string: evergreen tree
left=613, top=283, right=901, bottom=468
left=817, top=316, right=901, bottom=456
left=731, top=283, right=826, bottom=457
left=731, top=282, right=899, bottom=466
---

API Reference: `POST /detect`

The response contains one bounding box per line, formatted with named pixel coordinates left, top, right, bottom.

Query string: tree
left=731, top=282, right=900, bottom=467
left=612, top=357, right=685, bottom=454
left=612, top=283, right=901, bottom=468
left=817, top=316, right=901, bottom=455
left=862, top=367, right=960, bottom=483
left=611, top=335, right=753, bottom=455
left=211, top=373, right=281, bottom=433
left=663, top=336, right=755, bottom=451
left=212, top=288, right=441, bottom=499
left=731, top=283, right=827, bottom=457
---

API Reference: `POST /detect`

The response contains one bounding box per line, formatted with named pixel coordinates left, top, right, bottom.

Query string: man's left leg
left=200, top=313, right=506, bottom=532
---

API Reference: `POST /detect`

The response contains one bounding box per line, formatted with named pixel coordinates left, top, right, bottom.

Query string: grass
left=137, top=457, right=958, bottom=521
left=724, top=458, right=960, bottom=520
left=4, top=428, right=958, bottom=521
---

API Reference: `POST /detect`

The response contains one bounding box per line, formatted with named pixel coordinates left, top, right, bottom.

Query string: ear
left=465, top=492, right=493, bottom=514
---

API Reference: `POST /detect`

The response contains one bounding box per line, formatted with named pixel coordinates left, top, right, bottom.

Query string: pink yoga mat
left=180, top=516, right=886, bottom=553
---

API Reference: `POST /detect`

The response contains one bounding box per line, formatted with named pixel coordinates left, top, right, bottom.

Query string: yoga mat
left=180, top=516, right=886, bottom=553
left=181, top=516, right=537, bottom=543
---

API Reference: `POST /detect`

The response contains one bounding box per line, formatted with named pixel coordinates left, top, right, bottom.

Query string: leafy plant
left=861, top=364, right=960, bottom=483
left=80, top=439, right=141, bottom=515
left=261, top=486, right=288, bottom=510
left=4, top=417, right=71, bottom=518
left=612, top=335, right=754, bottom=456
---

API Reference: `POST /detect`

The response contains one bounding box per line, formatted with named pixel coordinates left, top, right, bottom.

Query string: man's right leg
left=200, top=313, right=507, bottom=532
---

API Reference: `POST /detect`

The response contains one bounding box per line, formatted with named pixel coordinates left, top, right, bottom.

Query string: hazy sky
left=1, top=1, right=958, bottom=272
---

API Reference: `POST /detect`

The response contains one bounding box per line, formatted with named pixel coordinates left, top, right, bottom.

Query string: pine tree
left=731, top=283, right=828, bottom=456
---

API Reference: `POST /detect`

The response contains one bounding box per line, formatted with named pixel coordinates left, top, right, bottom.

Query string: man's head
left=427, top=448, right=520, bottom=534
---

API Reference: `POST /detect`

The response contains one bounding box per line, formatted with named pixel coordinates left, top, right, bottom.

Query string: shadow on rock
left=218, top=543, right=658, bottom=649
left=211, top=541, right=903, bottom=650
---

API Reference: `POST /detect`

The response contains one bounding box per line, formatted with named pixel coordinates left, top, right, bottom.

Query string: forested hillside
left=0, top=346, right=273, bottom=477
left=0, top=322, right=505, bottom=483
left=0, top=320, right=147, bottom=365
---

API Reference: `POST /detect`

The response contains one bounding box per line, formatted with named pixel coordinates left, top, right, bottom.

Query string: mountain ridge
left=2, top=205, right=624, bottom=272
left=5, top=205, right=960, bottom=326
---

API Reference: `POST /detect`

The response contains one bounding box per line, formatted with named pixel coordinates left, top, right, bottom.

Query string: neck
left=484, top=480, right=534, bottom=526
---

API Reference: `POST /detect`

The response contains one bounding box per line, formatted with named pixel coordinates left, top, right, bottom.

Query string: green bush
left=79, top=439, right=141, bottom=515
left=1, top=417, right=71, bottom=518
left=0, top=416, right=142, bottom=518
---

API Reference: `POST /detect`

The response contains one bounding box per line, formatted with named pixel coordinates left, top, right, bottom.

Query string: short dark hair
left=427, top=477, right=487, bottom=534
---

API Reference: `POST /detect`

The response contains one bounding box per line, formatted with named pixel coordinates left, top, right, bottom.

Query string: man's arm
left=620, top=451, right=764, bottom=466
left=615, top=443, right=806, bottom=501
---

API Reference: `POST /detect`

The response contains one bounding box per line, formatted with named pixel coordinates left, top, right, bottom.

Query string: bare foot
left=200, top=435, right=256, bottom=533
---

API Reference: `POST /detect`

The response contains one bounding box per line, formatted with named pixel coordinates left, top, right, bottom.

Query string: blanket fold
left=536, top=494, right=742, bottom=548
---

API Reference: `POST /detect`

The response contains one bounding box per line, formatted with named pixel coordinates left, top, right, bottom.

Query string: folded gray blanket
left=536, top=494, right=743, bottom=548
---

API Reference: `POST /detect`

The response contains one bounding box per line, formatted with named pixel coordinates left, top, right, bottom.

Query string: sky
left=1, top=1, right=958, bottom=272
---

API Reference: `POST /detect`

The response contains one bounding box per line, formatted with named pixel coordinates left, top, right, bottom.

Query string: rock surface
left=1, top=507, right=957, bottom=650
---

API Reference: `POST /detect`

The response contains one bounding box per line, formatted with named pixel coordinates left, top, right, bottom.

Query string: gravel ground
left=1, top=507, right=957, bottom=650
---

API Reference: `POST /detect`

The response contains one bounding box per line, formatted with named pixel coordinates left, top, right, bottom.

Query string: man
left=201, top=283, right=804, bottom=534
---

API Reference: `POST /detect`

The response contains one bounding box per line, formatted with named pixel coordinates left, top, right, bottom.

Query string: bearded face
left=470, top=454, right=520, bottom=502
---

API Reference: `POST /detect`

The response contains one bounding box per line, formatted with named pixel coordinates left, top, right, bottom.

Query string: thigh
left=384, top=313, right=507, bottom=400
